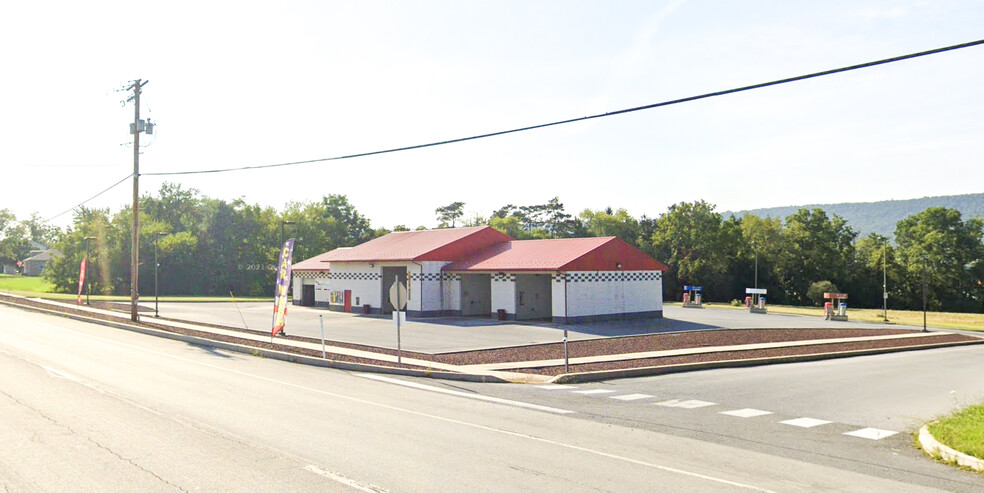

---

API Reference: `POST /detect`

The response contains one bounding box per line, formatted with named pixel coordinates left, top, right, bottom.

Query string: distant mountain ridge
left=726, top=193, right=984, bottom=239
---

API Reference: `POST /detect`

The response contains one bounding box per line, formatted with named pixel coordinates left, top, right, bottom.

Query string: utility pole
left=882, top=243, right=888, bottom=322
left=127, top=79, right=150, bottom=322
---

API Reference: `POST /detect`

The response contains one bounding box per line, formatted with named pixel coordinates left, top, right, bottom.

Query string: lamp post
left=280, top=220, right=296, bottom=247
left=921, top=254, right=928, bottom=332
left=882, top=242, right=888, bottom=323
left=154, top=232, right=166, bottom=318
left=83, top=236, right=96, bottom=305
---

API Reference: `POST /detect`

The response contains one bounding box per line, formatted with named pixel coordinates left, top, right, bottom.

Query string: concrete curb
left=918, top=425, right=984, bottom=473
left=549, top=339, right=984, bottom=384
left=0, top=296, right=511, bottom=384
left=4, top=294, right=980, bottom=386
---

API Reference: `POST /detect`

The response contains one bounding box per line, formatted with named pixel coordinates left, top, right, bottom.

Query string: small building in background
left=21, top=248, right=62, bottom=277
left=292, top=226, right=667, bottom=323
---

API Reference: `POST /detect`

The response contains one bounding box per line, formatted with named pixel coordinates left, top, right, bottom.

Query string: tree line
left=1, top=184, right=981, bottom=312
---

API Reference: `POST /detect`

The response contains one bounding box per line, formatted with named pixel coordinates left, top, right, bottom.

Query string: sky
left=1, top=0, right=982, bottom=231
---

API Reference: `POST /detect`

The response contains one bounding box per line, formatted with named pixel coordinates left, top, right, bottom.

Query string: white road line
left=5, top=311, right=778, bottom=493
left=41, top=365, right=79, bottom=382
left=357, top=374, right=574, bottom=414
left=304, top=464, right=387, bottom=492
left=844, top=428, right=899, bottom=440
left=720, top=408, right=773, bottom=418
left=536, top=384, right=577, bottom=390
left=571, top=389, right=616, bottom=395
left=610, top=393, right=654, bottom=401
left=780, top=417, right=832, bottom=428
left=656, top=399, right=717, bottom=409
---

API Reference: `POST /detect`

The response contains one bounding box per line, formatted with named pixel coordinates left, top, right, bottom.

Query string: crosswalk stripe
left=844, top=428, right=898, bottom=440
left=720, top=408, right=773, bottom=418
left=536, top=384, right=577, bottom=390
left=655, top=399, right=717, bottom=409
left=780, top=417, right=832, bottom=428
left=571, top=389, right=616, bottom=395
left=610, top=393, right=654, bottom=401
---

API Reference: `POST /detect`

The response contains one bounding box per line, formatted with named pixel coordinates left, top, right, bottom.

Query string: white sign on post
left=389, top=280, right=408, bottom=311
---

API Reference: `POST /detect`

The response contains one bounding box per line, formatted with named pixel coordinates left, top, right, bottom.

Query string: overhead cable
left=45, top=173, right=134, bottom=222
left=142, top=38, right=984, bottom=177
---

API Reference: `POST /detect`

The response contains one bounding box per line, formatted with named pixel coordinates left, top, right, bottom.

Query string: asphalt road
left=151, top=301, right=918, bottom=353
left=434, top=344, right=984, bottom=492
left=1, top=303, right=971, bottom=492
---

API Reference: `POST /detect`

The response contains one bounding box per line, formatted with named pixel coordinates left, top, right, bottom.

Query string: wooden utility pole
left=128, top=79, right=148, bottom=322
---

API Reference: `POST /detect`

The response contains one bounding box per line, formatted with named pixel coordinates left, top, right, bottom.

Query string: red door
left=343, top=290, right=352, bottom=312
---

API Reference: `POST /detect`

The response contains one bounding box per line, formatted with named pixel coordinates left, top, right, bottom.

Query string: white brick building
left=293, top=226, right=666, bottom=323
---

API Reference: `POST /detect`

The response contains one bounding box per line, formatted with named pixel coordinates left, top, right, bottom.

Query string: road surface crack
left=0, top=388, right=187, bottom=492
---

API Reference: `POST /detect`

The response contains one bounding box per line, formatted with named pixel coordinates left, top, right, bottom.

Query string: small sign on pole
left=390, top=275, right=406, bottom=367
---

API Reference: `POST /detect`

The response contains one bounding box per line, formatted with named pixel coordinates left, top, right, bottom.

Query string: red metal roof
left=315, top=226, right=513, bottom=263
left=291, top=250, right=337, bottom=271
left=445, top=237, right=667, bottom=272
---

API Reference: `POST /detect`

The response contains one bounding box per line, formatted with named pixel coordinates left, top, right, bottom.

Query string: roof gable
left=316, top=226, right=513, bottom=263
left=445, top=237, right=667, bottom=272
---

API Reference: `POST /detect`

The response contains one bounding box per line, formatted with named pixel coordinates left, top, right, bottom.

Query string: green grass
left=0, top=274, right=54, bottom=294
left=696, top=302, right=984, bottom=332
left=929, top=404, right=984, bottom=460
left=0, top=276, right=268, bottom=302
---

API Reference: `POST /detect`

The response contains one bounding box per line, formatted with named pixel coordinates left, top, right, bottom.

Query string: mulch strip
left=513, top=333, right=981, bottom=376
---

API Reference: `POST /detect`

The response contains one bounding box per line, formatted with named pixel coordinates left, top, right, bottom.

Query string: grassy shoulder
left=693, top=302, right=984, bottom=332
left=929, top=404, right=984, bottom=461
left=0, top=275, right=267, bottom=303
left=0, top=274, right=54, bottom=294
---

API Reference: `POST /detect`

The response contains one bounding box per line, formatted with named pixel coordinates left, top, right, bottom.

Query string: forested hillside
left=729, top=193, right=984, bottom=239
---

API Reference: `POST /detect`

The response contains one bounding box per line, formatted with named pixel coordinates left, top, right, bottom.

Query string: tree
left=649, top=201, right=738, bottom=301
left=0, top=209, right=30, bottom=267
left=775, top=209, right=856, bottom=305
left=894, top=207, right=984, bottom=311
left=580, top=207, right=640, bottom=243
left=739, top=214, right=784, bottom=301
left=806, top=280, right=839, bottom=306
left=435, top=201, right=465, bottom=228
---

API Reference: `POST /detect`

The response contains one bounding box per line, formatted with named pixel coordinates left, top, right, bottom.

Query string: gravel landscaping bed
left=513, top=333, right=982, bottom=376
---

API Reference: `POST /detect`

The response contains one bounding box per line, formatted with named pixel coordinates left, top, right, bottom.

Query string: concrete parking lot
left=152, top=301, right=910, bottom=353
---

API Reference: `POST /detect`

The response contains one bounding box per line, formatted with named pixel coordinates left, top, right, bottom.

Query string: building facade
left=292, top=226, right=667, bottom=323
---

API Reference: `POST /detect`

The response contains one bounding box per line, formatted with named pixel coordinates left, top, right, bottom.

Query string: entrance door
left=381, top=266, right=408, bottom=314
left=515, top=274, right=552, bottom=320
left=302, top=284, right=315, bottom=306
left=460, top=274, right=492, bottom=316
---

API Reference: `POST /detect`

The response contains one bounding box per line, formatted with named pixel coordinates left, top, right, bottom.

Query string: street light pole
left=754, top=250, right=758, bottom=289
left=882, top=242, right=888, bottom=323
left=281, top=220, right=295, bottom=246
left=922, top=255, right=928, bottom=332
left=83, top=236, right=96, bottom=306
left=154, top=232, right=166, bottom=318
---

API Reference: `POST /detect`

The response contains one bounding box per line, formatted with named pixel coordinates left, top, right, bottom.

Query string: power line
left=144, top=38, right=984, bottom=177
left=45, top=173, right=133, bottom=223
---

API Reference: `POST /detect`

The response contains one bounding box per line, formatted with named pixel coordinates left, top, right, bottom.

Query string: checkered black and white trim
left=553, top=271, right=662, bottom=283
left=492, top=273, right=516, bottom=282
left=294, top=271, right=329, bottom=279
left=411, top=273, right=442, bottom=282
left=329, top=272, right=381, bottom=281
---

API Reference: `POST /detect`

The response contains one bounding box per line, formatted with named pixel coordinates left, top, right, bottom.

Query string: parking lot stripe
left=844, top=428, right=899, bottom=440
left=780, top=417, right=832, bottom=428
left=572, top=389, right=616, bottom=395
left=720, top=408, right=773, bottom=418
left=610, top=393, right=654, bottom=401
left=536, top=384, right=578, bottom=390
